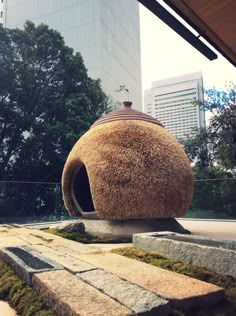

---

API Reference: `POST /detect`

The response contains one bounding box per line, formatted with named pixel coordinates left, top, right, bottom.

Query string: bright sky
left=139, top=2, right=236, bottom=93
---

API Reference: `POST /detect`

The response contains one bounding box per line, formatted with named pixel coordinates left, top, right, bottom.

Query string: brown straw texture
left=62, top=120, right=194, bottom=220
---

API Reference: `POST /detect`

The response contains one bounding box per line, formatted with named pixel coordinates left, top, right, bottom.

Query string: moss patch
left=112, top=247, right=236, bottom=315
left=0, top=260, right=54, bottom=316
left=43, top=227, right=131, bottom=243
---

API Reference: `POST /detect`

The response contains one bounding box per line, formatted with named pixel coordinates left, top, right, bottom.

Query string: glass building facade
left=144, top=72, right=205, bottom=140
left=0, top=0, right=3, bottom=23
left=2, top=0, right=142, bottom=110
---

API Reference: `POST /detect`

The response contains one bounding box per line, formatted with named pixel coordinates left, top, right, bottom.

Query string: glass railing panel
left=185, top=178, right=236, bottom=219
left=0, top=179, right=235, bottom=222
left=0, top=181, right=71, bottom=224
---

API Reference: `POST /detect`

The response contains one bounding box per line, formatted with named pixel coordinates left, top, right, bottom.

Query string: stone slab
left=27, top=244, right=54, bottom=253
left=36, top=249, right=97, bottom=274
left=0, top=224, right=13, bottom=229
left=2, top=227, right=59, bottom=241
left=16, top=234, right=50, bottom=245
left=0, top=236, right=28, bottom=247
left=0, top=246, right=63, bottom=285
left=86, top=243, right=133, bottom=251
left=7, top=224, right=22, bottom=228
left=6, top=227, right=33, bottom=235
left=28, top=229, right=64, bottom=241
left=47, top=238, right=101, bottom=254
left=133, top=232, right=236, bottom=278
left=28, top=232, right=59, bottom=242
left=0, top=301, right=17, bottom=316
left=77, top=269, right=171, bottom=315
left=33, top=270, right=133, bottom=316
left=78, top=252, right=224, bottom=310
left=29, top=244, right=97, bottom=273
left=0, top=227, right=11, bottom=234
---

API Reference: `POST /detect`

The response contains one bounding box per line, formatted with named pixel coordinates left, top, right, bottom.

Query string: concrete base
left=78, top=218, right=190, bottom=239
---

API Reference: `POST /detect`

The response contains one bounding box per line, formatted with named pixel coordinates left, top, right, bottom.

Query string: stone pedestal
left=78, top=218, right=190, bottom=239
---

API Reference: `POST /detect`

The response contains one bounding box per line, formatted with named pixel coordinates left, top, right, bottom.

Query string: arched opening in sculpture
left=71, top=164, right=95, bottom=214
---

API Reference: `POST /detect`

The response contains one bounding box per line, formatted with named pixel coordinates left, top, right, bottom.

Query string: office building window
left=144, top=73, right=205, bottom=140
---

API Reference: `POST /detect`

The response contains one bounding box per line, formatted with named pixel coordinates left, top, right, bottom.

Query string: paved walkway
left=0, top=224, right=226, bottom=315
left=178, top=219, right=236, bottom=240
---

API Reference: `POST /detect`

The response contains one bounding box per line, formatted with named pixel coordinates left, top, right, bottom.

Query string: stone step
left=0, top=225, right=226, bottom=314
left=30, top=246, right=97, bottom=274
left=0, top=246, right=63, bottom=285
left=0, top=235, right=28, bottom=247
left=33, top=270, right=133, bottom=316
left=77, top=252, right=224, bottom=310
left=45, top=237, right=102, bottom=254
left=77, top=268, right=171, bottom=315
left=133, top=231, right=236, bottom=278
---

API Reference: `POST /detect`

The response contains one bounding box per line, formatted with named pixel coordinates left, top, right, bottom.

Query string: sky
left=139, top=2, right=236, bottom=93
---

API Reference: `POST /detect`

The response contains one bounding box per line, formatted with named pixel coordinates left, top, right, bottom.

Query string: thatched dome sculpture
left=62, top=102, right=194, bottom=220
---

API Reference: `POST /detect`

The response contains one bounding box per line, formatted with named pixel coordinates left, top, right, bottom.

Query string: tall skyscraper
left=144, top=72, right=205, bottom=140
left=0, top=0, right=3, bottom=23
left=1, top=0, right=142, bottom=110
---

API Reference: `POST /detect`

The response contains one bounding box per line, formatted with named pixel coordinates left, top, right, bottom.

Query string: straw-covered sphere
left=62, top=102, right=194, bottom=220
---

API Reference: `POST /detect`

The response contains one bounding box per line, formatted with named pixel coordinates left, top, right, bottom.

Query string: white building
left=1, top=0, right=142, bottom=110
left=144, top=72, right=205, bottom=140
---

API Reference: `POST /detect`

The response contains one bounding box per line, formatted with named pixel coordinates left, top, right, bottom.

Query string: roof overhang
left=138, top=0, right=236, bottom=67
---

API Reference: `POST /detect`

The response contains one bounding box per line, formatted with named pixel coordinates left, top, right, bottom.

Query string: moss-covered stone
left=0, top=260, right=54, bottom=316
left=112, top=247, right=236, bottom=315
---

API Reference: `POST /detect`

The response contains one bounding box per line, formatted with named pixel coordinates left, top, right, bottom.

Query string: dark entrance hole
left=73, top=164, right=95, bottom=212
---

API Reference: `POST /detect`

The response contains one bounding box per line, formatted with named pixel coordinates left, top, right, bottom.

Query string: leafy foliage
left=115, top=84, right=130, bottom=101
left=0, top=21, right=110, bottom=217
left=210, top=102, right=236, bottom=169
left=181, top=84, right=236, bottom=218
left=203, top=83, right=235, bottom=111
left=182, top=83, right=236, bottom=169
left=0, top=21, right=110, bottom=183
left=181, top=128, right=212, bottom=168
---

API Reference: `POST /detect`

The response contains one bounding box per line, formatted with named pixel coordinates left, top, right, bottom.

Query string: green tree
left=181, top=84, right=236, bottom=218
left=203, top=83, right=235, bottom=111
left=182, top=84, right=236, bottom=170
left=203, top=83, right=236, bottom=168
left=181, top=128, right=212, bottom=168
left=0, top=21, right=110, bottom=182
left=209, top=102, right=236, bottom=169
